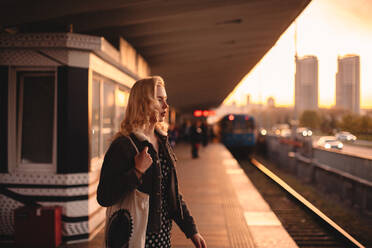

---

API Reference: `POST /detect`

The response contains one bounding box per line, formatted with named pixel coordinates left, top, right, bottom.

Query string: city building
left=267, top=97, right=275, bottom=108
left=335, top=55, right=360, bottom=114
left=294, top=55, right=319, bottom=117
left=246, top=94, right=251, bottom=105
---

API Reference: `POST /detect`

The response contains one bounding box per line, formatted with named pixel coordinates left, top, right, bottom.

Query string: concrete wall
left=265, top=136, right=372, bottom=215
left=313, top=148, right=372, bottom=182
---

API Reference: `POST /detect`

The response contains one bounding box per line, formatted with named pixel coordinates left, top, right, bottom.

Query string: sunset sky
left=224, top=0, right=372, bottom=109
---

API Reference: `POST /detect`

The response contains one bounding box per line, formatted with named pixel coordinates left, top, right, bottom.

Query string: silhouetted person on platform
left=190, top=120, right=203, bottom=158
left=201, top=120, right=209, bottom=147
left=168, top=123, right=178, bottom=148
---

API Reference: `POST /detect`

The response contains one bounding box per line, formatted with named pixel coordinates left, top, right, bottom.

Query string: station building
left=0, top=32, right=150, bottom=243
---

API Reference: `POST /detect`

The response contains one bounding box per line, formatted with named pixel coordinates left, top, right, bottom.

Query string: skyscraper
left=295, top=55, right=318, bottom=116
left=335, top=55, right=360, bottom=114
left=267, top=97, right=275, bottom=108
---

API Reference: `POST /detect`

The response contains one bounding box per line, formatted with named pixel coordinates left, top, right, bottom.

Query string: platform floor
left=64, top=142, right=297, bottom=248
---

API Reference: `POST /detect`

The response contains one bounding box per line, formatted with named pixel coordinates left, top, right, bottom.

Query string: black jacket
left=96, top=131, right=198, bottom=238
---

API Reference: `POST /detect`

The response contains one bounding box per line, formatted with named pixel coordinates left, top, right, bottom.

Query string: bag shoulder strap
left=127, top=135, right=139, bottom=154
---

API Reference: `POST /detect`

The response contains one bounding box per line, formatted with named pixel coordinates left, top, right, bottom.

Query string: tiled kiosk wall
left=0, top=171, right=104, bottom=243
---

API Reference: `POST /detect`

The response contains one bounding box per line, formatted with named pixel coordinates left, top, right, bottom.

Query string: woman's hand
left=191, top=233, right=207, bottom=248
left=134, top=146, right=153, bottom=174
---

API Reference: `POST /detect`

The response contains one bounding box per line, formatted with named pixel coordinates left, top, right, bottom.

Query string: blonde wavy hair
left=116, top=76, right=168, bottom=137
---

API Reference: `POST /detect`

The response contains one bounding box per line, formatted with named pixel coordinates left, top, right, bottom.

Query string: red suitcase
left=14, top=205, right=62, bottom=248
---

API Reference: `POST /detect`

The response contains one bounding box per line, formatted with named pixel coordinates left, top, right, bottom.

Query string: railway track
left=234, top=153, right=366, bottom=248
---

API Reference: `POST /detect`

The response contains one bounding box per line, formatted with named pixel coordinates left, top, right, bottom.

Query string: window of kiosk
left=91, top=78, right=101, bottom=160
left=102, top=82, right=115, bottom=153
left=116, top=89, right=129, bottom=132
left=15, top=71, right=57, bottom=173
left=90, top=75, right=129, bottom=171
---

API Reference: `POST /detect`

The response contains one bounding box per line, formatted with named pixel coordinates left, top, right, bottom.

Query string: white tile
left=244, top=211, right=282, bottom=226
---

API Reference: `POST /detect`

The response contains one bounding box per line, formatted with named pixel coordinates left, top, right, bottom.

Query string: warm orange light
left=116, top=90, right=129, bottom=107
left=194, top=110, right=202, bottom=117
left=228, top=114, right=234, bottom=121
left=194, top=110, right=216, bottom=117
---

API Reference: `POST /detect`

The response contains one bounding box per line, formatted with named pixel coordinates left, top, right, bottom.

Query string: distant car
left=296, top=127, right=313, bottom=137
left=258, top=128, right=267, bottom=136
left=271, top=124, right=290, bottom=136
left=280, top=128, right=292, bottom=138
left=335, top=131, right=357, bottom=142
left=317, top=136, right=343, bottom=150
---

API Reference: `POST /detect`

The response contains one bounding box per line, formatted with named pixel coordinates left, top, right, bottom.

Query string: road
left=312, top=136, right=372, bottom=159
left=341, top=143, right=372, bottom=159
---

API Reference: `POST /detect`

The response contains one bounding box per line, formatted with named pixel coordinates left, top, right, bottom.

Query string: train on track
left=219, top=114, right=256, bottom=154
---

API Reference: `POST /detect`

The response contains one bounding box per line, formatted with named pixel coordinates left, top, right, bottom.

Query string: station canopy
left=0, top=0, right=310, bottom=112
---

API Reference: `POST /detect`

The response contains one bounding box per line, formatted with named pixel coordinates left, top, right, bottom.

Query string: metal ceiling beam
left=0, top=0, right=311, bottom=112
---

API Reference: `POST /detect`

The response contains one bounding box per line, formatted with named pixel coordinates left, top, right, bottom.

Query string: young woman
left=97, top=76, right=207, bottom=248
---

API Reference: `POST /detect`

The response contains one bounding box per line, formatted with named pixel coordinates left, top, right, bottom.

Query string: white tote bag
left=104, top=136, right=150, bottom=248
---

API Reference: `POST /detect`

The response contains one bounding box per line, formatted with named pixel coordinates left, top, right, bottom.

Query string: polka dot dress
left=145, top=145, right=172, bottom=248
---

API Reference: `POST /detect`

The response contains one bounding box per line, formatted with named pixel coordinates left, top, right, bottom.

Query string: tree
left=359, top=115, right=371, bottom=134
left=329, top=114, right=338, bottom=132
left=319, top=114, right=331, bottom=134
left=319, top=113, right=339, bottom=134
left=299, top=110, right=320, bottom=129
left=340, top=114, right=358, bottom=133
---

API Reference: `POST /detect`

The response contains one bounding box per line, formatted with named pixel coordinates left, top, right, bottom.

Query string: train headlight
left=302, top=131, right=307, bottom=136
left=308, top=130, right=312, bottom=136
left=338, top=143, right=343, bottom=148
left=261, top=129, right=267, bottom=136
left=325, top=143, right=331, bottom=149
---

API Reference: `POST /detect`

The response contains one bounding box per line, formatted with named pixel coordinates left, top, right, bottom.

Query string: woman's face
left=154, top=85, right=168, bottom=122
